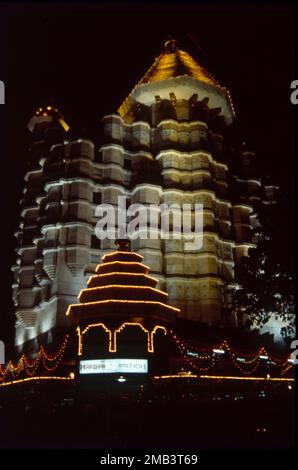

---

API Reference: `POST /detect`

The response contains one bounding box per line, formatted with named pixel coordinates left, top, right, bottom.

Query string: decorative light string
left=154, top=374, right=294, bottom=382
left=171, top=333, right=215, bottom=372
left=281, top=363, right=294, bottom=376
left=77, top=322, right=167, bottom=355
left=168, top=331, right=293, bottom=376
left=0, top=335, right=69, bottom=384
left=219, top=340, right=262, bottom=375
left=0, top=376, right=74, bottom=388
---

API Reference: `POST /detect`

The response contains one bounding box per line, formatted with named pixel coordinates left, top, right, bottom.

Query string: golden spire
left=118, top=38, right=220, bottom=120
left=136, top=40, right=219, bottom=87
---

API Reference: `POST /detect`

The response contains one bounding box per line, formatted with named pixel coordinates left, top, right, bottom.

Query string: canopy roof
left=66, top=241, right=179, bottom=324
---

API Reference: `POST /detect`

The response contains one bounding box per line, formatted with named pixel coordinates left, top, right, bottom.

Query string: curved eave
left=118, top=75, right=235, bottom=125
left=118, top=46, right=221, bottom=118
left=66, top=300, right=179, bottom=324
left=96, top=261, right=150, bottom=275
left=102, top=251, right=144, bottom=263
left=78, top=285, right=168, bottom=303
left=87, top=272, right=158, bottom=288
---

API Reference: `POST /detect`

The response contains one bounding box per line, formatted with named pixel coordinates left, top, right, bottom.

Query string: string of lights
left=171, top=333, right=215, bottom=372
left=168, top=331, right=293, bottom=376
left=154, top=374, right=294, bottom=382
left=220, top=340, right=262, bottom=375
left=77, top=322, right=167, bottom=355
left=0, top=335, right=70, bottom=384
left=281, top=363, right=294, bottom=376
left=41, top=336, right=69, bottom=372
left=87, top=271, right=158, bottom=287
left=0, top=376, right=74, bottom=388
left=66, top=298, right=180, bottom=317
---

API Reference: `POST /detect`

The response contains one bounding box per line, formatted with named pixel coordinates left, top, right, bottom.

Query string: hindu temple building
left=3, top=239, right=293, bottom=388
left=1, top=238, right=294, bottom=449
left=12, top=39, right=278, bottom=355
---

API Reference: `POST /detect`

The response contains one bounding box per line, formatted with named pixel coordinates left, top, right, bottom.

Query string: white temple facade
left=12, top=40, right=274, bottom=353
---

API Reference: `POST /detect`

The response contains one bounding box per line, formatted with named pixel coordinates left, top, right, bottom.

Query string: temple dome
left=133, top=39, right=219, bottom=88
left=118, top=39, right=235, bottom=125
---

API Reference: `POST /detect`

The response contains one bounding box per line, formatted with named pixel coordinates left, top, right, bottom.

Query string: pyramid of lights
left=66, top=239, right=179, bottom=360
left=67, top=239, right=179, bottom=324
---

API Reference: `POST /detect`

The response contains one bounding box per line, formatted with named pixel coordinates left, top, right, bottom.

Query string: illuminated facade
left=13, top=40, right=275, bottom=354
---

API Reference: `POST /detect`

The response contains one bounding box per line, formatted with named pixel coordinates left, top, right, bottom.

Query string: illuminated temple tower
left=12, top=39, right=275, bottom=354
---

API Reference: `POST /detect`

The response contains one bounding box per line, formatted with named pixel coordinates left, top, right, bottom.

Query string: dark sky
left=0, top=2, right=296, bottom=351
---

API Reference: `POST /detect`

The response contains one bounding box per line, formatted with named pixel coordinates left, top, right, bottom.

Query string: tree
left=231, top=196, right=295, bottom=341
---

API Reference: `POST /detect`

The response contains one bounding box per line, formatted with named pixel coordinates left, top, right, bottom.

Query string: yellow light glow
left=153, top=374, right=294, bottom=382
left=102, top=251, right=144, bottom=261
left=118, top=44, right=222, bottom=119
left=1, top=335, right=70, bottom=383
left=169, top=332, right=292, bottom=376
left=150, top=325, right=167, bottom=352
left=78, top=322, right=113, bottom=355
left=78, top=284, right=168, bottom=301
left=77, top=321, right=167, bottom=355
left=59, top=118, right=69, bottom=132
left=154, top=374, right=198, bottom=379
left=76, top=326, right=82, bottom=356
left=66, top=299, right=179, bottom=316
left=87, top=272, right=158, bottom=286
left=96, top=261, right=150, bottom=273
left=113, top=322, right=151, bottom=353
left=0, top=376, right=73, bottom=388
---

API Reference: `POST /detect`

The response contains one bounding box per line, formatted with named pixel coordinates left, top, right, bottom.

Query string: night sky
left=0, top=2, right=295, bottom=352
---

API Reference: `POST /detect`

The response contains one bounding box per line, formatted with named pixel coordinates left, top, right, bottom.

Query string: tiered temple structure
left=67, top=239, right=178, bottom=383
left=67, top=239, right=179, bottom=328
left=12, top=39, right=278, bottom=355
